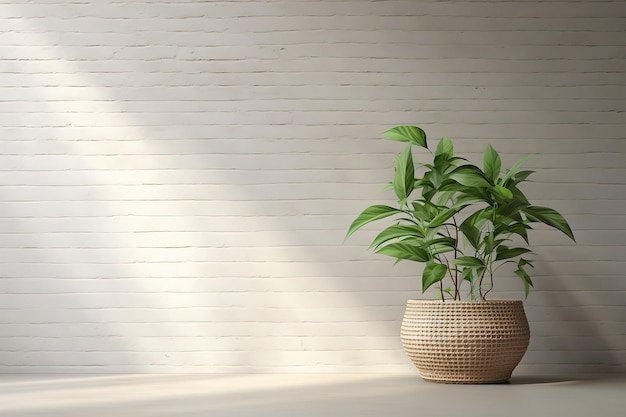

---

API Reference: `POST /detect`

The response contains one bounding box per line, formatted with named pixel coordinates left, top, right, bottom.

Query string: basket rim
left=406, top=299, right=524, bottom=305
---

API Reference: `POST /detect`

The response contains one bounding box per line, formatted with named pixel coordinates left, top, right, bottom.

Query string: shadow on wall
left=526, top=257, right=625, bottom=373
left=0, top=19, right=250, bottom=371
left=0, top=2, right=420, bottom=372
left=3, top=1, right=625, bottom=374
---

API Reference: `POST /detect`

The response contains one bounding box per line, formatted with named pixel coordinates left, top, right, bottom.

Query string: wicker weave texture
left=401, top=300, right=530, bottom=384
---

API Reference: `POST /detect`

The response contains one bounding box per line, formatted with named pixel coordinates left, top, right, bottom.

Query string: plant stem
left=442, top=255, right=458, bottom=301
left=478, top=252, right=490, bottom=301
left=452, top=215, right=460, bottom=300
left=483, top=272, right=495, bottom=298
left=483, top=251, right=495, bottom=298
left=439, top=279, right=445, bottom=301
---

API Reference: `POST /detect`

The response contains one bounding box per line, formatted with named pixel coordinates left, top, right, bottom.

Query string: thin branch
left=452, top=215, right=460, bottom=300
left=441, top=254, right=457, bottom=301
left=439, top=279, right=445, bottom=302
left=478, top=251, right=490, bottom=302
left=483, top=272, right=495, bottom=298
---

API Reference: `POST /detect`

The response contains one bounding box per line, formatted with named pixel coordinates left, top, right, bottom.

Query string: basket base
left=420, top=373, right=511, bottom=384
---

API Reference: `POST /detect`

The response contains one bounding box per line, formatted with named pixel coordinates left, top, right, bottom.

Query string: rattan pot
left=401, top=299, right=530, bottom=384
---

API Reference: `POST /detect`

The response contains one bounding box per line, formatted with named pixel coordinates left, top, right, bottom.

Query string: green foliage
left=393, top=145, right=415, bottom=202
left=346, top=125, right=576, bottom=301
left=523, top=206, right=576, bottom=242
left=346, top=205, right=403, bottom=240
left=422, top=263, right=448, bottom=292
left=483, top=144, right=501, bottom=184
left=383, top=125, right=427, bottom=148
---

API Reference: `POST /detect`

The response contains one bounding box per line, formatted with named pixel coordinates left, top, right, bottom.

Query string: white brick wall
left=0, top=0, right=624, bottom=373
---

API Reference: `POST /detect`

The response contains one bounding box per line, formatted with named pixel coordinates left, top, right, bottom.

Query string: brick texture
left=0, top=0, right=624, bottom=373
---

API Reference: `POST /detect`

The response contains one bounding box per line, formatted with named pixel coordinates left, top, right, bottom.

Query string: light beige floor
left=1, top=373, right=625, bottom=417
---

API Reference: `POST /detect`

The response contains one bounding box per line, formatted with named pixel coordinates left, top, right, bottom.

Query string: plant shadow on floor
left=508, top=374, right=626, bottom=385
left=508, top=376, right=580, bottom=385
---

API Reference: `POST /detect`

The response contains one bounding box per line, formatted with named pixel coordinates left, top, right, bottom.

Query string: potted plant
left=345, top=125, right=575, bottom=383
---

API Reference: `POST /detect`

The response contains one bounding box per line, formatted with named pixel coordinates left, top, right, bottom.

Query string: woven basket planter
left=401, top=299, right=530, bottom=384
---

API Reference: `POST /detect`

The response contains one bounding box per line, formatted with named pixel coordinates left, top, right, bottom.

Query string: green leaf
left=523, top=206, right=576, bottom=242
left=393, top=145, right=415, bottom=201
left=423, top=201, right=442, bottom=219
left=410, top=201, right=430, bottom=222
left=459, top=222, right=481, bottom=250
left=422, top=263, right=448, bottom=292
left=426, top=168, right=443, bottom=189
left=483, top=144, right=502, bottom=184
left=453, top=192, right=490, bottom=207
left=435, top=137, right=454, bottom=160
left=448, top=156, right=468, bottom=164
left=381, top=182, right=394, bottom=193
left=495, top=246, right=532, bottom=261
left=475, top=207, right=494, bottom=227
left=519, top=258, right=534, bottom=268
left=515, top=258, right=535, bottom=298
left=493, top=222, right=531, bottom=243
left=346, top=205, right=402, bottom=240
left=498, top=198, right=530, bottom=218
left=435, top=190, right=457, bottom=206
left=419, top=172, right=436, bottom=202
left=382, top=126, right=427, bottom=148
left=459, top=208, right=491, bottom=246
left=449, top=165, right=491, bottom=188
left=427, top=207, right=460, bottom=228
left=509, top=185, right=530, bottom=205
left=451, top=256, right=485, bottom=267
left=375, top=242, right=431, bottom=262
left=507, top=170, right=535, bottom=187
left=501, top=155, right=532, bottom=185
left=461, top=267, right=474, bottom=282
left=484, top=232, right=496, bottom=254
left=515, top=267, right=533, bottom=298
left=369, top=225, right=424, bottom=249
left=424, top=237, right=457, bottom=254
left=492, top=185, right=513, bottom=200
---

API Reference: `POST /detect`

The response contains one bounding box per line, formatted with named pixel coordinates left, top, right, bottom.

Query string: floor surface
left=1, top=373, right=625, bottom=417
